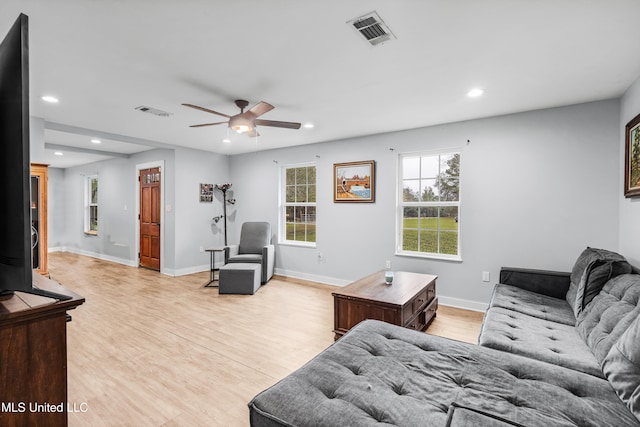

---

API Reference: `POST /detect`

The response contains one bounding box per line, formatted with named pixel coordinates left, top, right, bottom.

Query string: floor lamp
left=213, top=183, right=235, bottom=246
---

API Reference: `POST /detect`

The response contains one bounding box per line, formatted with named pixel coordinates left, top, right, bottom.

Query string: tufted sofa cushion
left=478, top=307, right=602, bottom=377
left=567, top=247, right=632, bottom=317
left=575, top=274, right=640, bottom=364
left=249, top=320, right=640, bottom=427
left=488, top=284, right=576, bottom=325
left=603, top=314, right=640, bottom=420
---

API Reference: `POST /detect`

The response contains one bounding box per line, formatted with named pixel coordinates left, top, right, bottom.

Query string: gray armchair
left=224, top=222, right=275, bottom=283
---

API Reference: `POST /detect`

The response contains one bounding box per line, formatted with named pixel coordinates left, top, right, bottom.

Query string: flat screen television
left=0, top=14, right=69, bottom=300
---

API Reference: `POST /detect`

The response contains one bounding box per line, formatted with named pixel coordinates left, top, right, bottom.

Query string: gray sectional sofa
left=249, top=248, right=640, bottom=426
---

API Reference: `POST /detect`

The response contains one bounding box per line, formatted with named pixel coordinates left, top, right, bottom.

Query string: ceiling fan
left=182, top=99, right=301, bottom=137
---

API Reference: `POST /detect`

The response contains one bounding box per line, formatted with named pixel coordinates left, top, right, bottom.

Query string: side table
left=204, top=247, right=226, bottom=287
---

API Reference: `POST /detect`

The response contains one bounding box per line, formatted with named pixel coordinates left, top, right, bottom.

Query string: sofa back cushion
left=567, top=247, right=632, bottom=316
left=576, top=274, right=640, bottom=364
left=602, top=313, right=640, bottom=421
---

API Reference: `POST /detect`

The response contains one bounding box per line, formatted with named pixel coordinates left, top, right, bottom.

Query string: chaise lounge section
left=248, top=247, right=640, bottom=426
left=478, top=248, right=636, bottom=379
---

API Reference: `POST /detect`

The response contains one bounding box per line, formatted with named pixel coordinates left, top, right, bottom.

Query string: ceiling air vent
left=348, top=11, right=396, bottom=46
left=135, top=105, right=172, bottom=117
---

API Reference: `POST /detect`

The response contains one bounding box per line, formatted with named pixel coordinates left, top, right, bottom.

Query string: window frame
left=396, top=151, right=461, bottom=261
left=279, top=163, right=317, bottom=247
left=84, top=174, right=98, bottom=236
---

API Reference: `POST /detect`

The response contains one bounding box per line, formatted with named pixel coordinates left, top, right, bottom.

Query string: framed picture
left=200, top=183, right=213, bottom=202
left=625, top=113, right=640, bottom=198
left=333, top=160, right=375, bottom=203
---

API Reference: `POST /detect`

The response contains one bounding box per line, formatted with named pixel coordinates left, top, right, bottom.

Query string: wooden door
left=139, top=167, right=161, bottom=270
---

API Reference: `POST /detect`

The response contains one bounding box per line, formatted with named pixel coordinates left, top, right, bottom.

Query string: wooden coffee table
left=332, top=270, right=438, bottom=340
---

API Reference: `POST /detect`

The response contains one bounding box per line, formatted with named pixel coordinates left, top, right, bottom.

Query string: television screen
left=0, top=14, right=33, bottom=295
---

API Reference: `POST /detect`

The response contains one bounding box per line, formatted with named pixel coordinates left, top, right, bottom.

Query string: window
left=281, top=164, right=316, bottom=245
left=84, top=175, right=98, bottom=235
left=398, top=152, right=460, bottom=259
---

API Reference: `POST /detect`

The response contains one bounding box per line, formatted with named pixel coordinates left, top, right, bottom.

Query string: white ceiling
left=2, top=0, right=640, bottom=168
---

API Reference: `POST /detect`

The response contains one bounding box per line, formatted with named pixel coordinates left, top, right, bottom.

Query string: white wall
left=55, top=149, right=176, bottom=268
left=47, top=167, right=66, bottom=249
left=230, top=100, right=621, bottom=309
left=48, top=146, right=231, bottom=275
left=29, top=117, right=45, bottom=160
left=619, top=75, right=640, bottom=266
left=173, top=148, right=230, bottom=275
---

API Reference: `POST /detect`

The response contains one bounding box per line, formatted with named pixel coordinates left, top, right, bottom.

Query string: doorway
left=139, top=167, right=161, bottom=270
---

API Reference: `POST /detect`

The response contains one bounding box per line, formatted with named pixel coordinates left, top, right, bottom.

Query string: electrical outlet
left=482, top=271, right=490, bottom=282
left=385, top=260, right=392, bottom=269
left=199, top=246, right=204, bottom=253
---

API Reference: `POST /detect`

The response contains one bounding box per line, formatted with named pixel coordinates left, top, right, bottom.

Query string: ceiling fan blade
left=189, top=121, right=228, bottom=128
left=248, top=101, right=274, bottom=118
left=255, top=119, right=301, bottom=129
left=182, top=103, right=231, bottom=118
left=246, top=128, right=260, bottom=137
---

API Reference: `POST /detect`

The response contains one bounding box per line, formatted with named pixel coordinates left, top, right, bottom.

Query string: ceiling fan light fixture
left=184, top=100, right=300, bottom=137
left=232, top=124, right=251, bottom=134
left=229, top=115, right=253, bottom=133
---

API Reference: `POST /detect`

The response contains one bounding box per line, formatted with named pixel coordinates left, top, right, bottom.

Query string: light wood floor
left=49, top=252, right=484, bottom=426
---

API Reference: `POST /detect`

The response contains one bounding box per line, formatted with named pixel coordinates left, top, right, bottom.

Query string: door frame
left=135, top=160, right=165, bottom=274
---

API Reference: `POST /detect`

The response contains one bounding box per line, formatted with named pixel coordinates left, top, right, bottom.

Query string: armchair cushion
left=238, top=222, right=272, bottom=254
left=228, top=254, right=263, bottom=263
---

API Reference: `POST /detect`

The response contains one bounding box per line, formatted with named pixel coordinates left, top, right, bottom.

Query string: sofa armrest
left=499, top=267, right=570, bottom=299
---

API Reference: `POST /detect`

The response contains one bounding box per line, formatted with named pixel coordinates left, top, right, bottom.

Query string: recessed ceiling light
left=222, top=138, right=231, bottom=144
left=303, top=123, right=315, bottom=129
left=91, top=139, right=101, bottom=144
left=54, top=151, right=63, bottom=156
left=467, top=88, right=484, bottom=98
left=41, top=95, right=59, bottom=103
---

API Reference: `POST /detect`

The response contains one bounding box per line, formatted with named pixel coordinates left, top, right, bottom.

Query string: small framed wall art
left=200, top=183, right=213, bottom=202
left=333, top=160, right=375, bottom=203
left=624, top=113, right=640, bottom=198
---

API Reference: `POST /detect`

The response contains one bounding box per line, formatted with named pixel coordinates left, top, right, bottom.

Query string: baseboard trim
left=168, top=264, right=210, bottom=277
left=274, top=268, right=352, bottom=287
left=275, top=268, right=487, bottom=312
left=437, top=296, right=487, bottom=312
left=59, top=247, right=138, bottom=268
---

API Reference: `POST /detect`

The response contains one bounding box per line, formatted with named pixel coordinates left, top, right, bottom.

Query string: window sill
left=278, top=241, right=317, bottom=249
left=84, top=231, right=98, bottom=237
left=395, top=250, right=462, bottom=263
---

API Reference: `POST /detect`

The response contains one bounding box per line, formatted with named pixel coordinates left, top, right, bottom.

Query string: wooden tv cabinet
left=0, top=274, right=84, bottom=427
left=333, top=270, right=438, bottom=340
